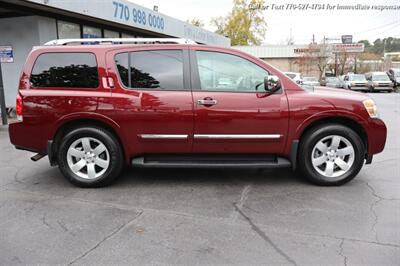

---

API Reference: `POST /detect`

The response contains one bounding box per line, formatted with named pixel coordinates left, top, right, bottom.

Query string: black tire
left=298, top=124, right=365, bottom=186
left=57, top=127, right=124, bottom=188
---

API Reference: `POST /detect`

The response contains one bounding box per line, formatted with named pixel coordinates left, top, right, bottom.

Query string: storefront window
left=121, top=33, right=136, bottom=38
left=104, top=30, right=120, bottom=38
left=57, top=20, right=80, bottom=39
left=83, top=25, right=102, bottom=38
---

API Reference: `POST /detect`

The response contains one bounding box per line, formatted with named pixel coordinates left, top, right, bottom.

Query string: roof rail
left=44, top=38, right=197, bottom=46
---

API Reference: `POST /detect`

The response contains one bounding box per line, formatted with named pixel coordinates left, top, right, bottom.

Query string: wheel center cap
left=327, top=150, right=336, bottom=160
left=85, top=153, right=95, bottom=162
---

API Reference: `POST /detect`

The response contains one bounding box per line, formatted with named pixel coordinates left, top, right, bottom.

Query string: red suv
left=9, top=38, right=387, bottom=187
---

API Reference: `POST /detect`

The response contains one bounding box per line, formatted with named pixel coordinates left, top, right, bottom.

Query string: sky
left=129, top=0, right=400, bottom=44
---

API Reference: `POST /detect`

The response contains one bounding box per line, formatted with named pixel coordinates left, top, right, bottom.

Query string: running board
left=131, top=155, right=291, bottom=168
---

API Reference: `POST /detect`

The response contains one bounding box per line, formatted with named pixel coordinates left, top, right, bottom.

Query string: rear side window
left=115, top=50, right=184, bottom=90
left=30, top=53, right=99, bottom=88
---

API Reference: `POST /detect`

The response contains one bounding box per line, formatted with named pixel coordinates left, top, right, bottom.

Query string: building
left=0, top=0, right=230, bottom=107
left=234, top=44, right=329, bottom=78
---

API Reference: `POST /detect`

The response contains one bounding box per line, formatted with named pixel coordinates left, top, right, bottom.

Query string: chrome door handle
left=197, top=99, right=218, bottom=106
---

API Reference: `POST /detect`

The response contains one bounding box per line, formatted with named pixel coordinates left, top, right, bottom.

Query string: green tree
left=358, top=40, right=371, bottom=49
left=358, top=38, right=400, bottom=55
left=211, top=0, right=267, bottom=46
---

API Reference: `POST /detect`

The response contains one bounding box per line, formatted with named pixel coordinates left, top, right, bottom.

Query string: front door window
left=196, top=51, right=269, bottom=92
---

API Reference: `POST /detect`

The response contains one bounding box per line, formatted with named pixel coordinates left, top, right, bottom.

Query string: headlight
left=363, top=99, right=378, bottom=118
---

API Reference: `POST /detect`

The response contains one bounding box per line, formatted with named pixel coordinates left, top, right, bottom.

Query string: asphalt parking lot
left=0, top=93, right=399, bottom=265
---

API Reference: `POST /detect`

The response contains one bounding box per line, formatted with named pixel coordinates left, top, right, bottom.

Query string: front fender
left=294, top=110, right=369, bottom=140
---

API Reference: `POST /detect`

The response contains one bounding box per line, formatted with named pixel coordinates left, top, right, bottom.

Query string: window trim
left=113, top=49, right=190, bottom=92
left=29, top=52, right=100, bottom=90
left=189, top=50, right=283, bottom=94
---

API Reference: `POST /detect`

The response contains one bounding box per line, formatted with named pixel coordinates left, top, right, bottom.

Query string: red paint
left=9, top=44, right=386, bottom=165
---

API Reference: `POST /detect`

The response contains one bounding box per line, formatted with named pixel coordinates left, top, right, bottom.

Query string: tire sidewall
left=299, top=125, right=365, bottom=186
left=57, top=127, right=123, bottom=187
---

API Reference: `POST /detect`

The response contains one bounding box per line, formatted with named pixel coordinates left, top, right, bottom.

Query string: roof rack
left=44, top=38, right=197, bottom=46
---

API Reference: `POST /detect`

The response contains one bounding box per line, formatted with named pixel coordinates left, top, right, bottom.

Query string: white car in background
left=343, top=74, right=369, bottom=91
left=284, top=72, right=303, bottom=84
left=302, top=76, right=320, bottom=86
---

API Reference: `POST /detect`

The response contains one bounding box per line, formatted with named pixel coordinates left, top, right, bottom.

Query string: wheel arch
left=49, top=115, right=128, bottom=165
left=298, top=116, right=368, bottom=151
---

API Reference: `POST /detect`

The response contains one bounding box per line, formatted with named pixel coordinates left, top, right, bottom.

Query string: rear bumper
left=366, top=118, right=387, bottom=155
left=9, top=121, right=48, bottom=154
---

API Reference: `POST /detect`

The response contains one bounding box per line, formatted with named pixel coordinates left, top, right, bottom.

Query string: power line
left=360, top=22, right=400, bottom=38
left=353, top=20, right=400, bottom=35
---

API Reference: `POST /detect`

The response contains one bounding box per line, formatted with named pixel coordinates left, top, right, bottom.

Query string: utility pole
left=354, top=56, right=357, bottom=74
left=335, top=53, right=338, bottom=76
left=0, top=62, right=8, bottom=125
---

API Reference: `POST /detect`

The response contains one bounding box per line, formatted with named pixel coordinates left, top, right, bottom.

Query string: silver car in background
left=387, top=68, right=400, bottom=88
left=325, top=76, right=343, bottom=88
left=366, top=72, right=394, bottom=92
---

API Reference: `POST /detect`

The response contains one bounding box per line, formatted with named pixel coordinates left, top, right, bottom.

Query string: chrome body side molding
left=138, top=134, right=189, bottom=140
left=193, top=134, right=282, bottom=139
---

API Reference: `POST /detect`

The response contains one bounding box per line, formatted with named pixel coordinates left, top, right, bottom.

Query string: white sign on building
left=332, top=43, right=365, bottom=53
left=0, top=46, right=13, bottom=63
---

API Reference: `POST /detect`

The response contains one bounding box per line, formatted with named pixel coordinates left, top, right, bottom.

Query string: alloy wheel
left=311, top=135, right=355, bottom=178
left=66, top=137, right=110, bottom=180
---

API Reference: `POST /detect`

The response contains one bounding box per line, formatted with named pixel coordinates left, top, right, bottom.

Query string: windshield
left=394, top=71, right=400, bottom=77
left=349, top=75, right=366, bottom=81
left=373, top=74, right=390, bottom=81
left=304, top=77, right=317, bottom=82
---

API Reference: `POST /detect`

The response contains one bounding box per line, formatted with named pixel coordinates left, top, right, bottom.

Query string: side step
left=131, top=155, right=291, bottom=168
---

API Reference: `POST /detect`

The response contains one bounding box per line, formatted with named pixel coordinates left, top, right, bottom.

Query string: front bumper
left=366, top=118, right=387, bottom=155
left=350, top=86, right=369, bottom=91
left=371, top=86, right=393, bottom=91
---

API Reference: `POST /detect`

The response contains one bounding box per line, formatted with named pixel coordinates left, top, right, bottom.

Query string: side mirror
left=264, top=75, right=281, bottom=92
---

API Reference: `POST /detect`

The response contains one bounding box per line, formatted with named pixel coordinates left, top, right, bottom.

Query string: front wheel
left=57, top=127, right=124, bottom=187
left=298, top=124, right=365, bottom=186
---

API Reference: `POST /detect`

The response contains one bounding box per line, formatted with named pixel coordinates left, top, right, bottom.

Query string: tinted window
left=115, top=50, right=184, bottom=90
left=196, top=51, right=269, bottom=92
left=30, top=53, right=99, bottom=88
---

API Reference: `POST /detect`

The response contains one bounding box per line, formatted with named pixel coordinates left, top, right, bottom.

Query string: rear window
left=30, top=52, right=99, bottom=88
left=114, top=50, right=184, bottom=90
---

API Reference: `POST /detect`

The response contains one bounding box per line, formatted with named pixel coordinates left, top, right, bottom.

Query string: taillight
left=16, top=93, right=23, bottom=121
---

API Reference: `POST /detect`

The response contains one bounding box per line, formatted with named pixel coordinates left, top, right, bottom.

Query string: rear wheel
left=57, top=127, right=123, bottom=187
left=298, top=124, right=365, bottom=186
